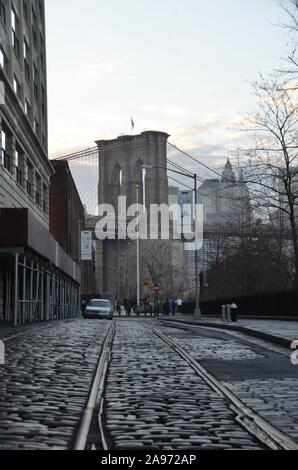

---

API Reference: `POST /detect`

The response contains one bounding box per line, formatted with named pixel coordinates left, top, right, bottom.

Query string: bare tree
left=243, top=75, right=298, bottom=291
left=141, top=240, right=187, bottom=299
left=279, top=0, right=298, bottom=76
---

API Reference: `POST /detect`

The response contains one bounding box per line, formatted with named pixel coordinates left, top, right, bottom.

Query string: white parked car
left=83, top=299, right=113, bottom=320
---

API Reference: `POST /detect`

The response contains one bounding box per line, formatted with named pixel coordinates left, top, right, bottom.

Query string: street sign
left=153, top=284, right=161, bottom=293
left=142, top=280, right=150, bottom=289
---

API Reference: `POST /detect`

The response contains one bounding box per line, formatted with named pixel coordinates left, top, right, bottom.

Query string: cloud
left=48, top=107, right=254, bottom=173
left=120, top=75, right=137, bottom=80
left=142, top=105, right=198, bottom=117
left=78, top=57, right=126, bottom=78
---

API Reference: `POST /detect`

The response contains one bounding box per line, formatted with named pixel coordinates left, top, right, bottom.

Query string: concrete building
left=198, top=159, right=250, bottom=225
left=182, top=160, right=252, bottom=285
left=0, top=1, right=81, bottom=325
left=49, top=160, right=96, bottom=295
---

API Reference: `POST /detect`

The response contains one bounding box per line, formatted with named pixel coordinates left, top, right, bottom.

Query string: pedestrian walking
left=171, top=299, right=177, bottom=315
left=163, top=299, right=171, bottom=316
left=124, top=298, right=131, bottom=317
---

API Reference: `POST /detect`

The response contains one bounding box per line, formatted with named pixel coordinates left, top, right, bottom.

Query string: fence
left=182, top=290, right=298, bottom=317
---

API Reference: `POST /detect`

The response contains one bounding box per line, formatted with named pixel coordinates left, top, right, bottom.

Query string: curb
left=161, top=318, right=292, bottom=348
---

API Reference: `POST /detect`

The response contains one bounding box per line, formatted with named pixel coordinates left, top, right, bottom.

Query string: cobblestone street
left=1, top=318, right=298, bottom=450
left=0, top=320, right=110, bottom=450
left=103, top=320, right=263, bottom=450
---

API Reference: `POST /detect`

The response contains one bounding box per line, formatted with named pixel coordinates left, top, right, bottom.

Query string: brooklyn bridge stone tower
left=95, top=131, right=170, bottom=300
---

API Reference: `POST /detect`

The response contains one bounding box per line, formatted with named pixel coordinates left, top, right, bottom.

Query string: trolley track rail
left=74, top=321, right=115, bottom=450
left=73, top=319, right=298, bottom=451
left=152, top=328, right=298, bottom=451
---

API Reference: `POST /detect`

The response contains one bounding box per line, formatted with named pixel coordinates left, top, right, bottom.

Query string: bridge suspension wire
left=52, top=138, right=270, bottom=220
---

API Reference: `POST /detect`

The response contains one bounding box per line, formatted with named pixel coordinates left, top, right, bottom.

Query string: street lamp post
left=136, top=185, right=140, bottom=313
left=142, top=165, right=201, bottom=318
left=193, top=174, right=201, bottom=318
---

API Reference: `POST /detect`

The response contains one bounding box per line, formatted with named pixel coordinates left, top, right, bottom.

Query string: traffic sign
left=153, top=284, right=161, bottom=293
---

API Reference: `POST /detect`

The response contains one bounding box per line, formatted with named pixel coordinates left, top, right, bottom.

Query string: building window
left=0, top=46, right=8, bottom=70
left=11, top=7, right=20, bottom=57
left=40, top=33, right=45, bottom=71
left=0, top=1, right=6, bottom=26
left=0, top=129, right=6, bottom=167
left=23, top=0, right=28, bottom=21
left=32, top=7, right=37, bottom=47
left=38, top=1, right=43, bottom=18
left=33, top=63, right=39, bottom=101
left=42, top=133, right=46, bottom=148
left=26, top=160, right=33, bottom=197
left=40, top=51, right=44, bottom=71
left=41, top=85, right=46, bottom=118
left=15, top=145, right=23, bottom=185
left=0, top=48, right=3, bottom=68
left=34, top=118, right=39, bottom=134
left=0, top=128, right=12, bottom=173
left=35, top=173, right=41, bottom=206
left=43, top=183, right=48, bottom=213
left=13, top=75, right=21, bottom=99
left=23, top=38, right=30, bottom=80
left=25, top=98, right=31, bottom=118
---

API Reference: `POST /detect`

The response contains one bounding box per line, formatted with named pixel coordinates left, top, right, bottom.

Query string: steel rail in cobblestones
left=73, top=321, right=115, bottom=450
left=153, top=328, right=298, bottom=451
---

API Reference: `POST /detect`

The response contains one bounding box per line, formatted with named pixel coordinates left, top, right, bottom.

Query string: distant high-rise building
left=183, top=160, right=252, bottom=285
left=198, top=159, right=250, bottom=225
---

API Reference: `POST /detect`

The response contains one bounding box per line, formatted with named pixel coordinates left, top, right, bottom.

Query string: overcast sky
left=46, top=0, right=290, bottom=166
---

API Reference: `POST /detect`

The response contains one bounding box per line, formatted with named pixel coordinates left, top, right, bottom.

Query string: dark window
left=23, top=38, right=30, bottom=80
left=11, top=7, right=20, bottom=57
left=39, top=1, right=43, bottom=18
left=26, top=160, right=33, bottom=196
left=34, top=118, right=39, bottom=135
left=0, top=1, right=6, bottom=26
left=36, top=174, right=41, bottom=206
left=40, top=51, right=44, bottom=70
left=41, top=85, right=46, bottom=118
left=23, top=0, right=28, bottom=20
left=40, top=33, right=45, bottom=70
left=42, top=133, right=46, bottom=148
left=43, top=183, right=48, bottom=213
left=32, top=7, right=37, bottom=47
left=33, top=63, right=39, bottom=101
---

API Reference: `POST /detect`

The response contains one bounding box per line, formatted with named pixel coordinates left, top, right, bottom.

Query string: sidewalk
left=161, top=315, right=298, bottom=348
left=0, top=318, right=76, bottom=341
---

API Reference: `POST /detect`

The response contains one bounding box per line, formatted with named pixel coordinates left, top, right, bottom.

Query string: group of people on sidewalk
left=115, top=298, right=182, bottom=316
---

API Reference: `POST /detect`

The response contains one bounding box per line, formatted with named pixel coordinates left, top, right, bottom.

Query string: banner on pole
left=81, top=231, right=92, bottom=261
